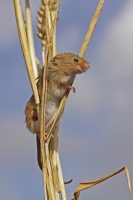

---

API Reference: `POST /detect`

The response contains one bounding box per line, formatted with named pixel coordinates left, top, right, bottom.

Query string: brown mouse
left=25, top=53, right=90, bottom=137
left=25, top=53, right=90, bottom=170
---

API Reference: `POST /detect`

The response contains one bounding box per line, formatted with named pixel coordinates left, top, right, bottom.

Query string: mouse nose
left=81, top=61, right=90, bottom=72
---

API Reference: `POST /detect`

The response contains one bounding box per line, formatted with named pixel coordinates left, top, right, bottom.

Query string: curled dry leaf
left=71, top=167, right=132, bottom=200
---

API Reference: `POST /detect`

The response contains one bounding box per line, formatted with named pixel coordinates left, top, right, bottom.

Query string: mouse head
left=49, top=53, right=90, bottom=75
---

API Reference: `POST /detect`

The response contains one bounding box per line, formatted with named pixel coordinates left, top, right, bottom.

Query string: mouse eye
left=74, top=58, right=79, bottom=62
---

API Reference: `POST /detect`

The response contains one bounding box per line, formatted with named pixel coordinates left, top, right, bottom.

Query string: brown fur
left=25, top=53, right=90, bottom=135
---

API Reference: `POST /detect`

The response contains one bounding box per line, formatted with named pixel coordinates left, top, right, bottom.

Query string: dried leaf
left=71, top=167, right=131, bottom=200
left=125, top=166, right=132, bottom=193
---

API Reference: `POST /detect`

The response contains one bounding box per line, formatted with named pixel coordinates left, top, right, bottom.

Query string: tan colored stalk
left=36, top=57, right=41, bottom=71
left=57, top=151, right=67, bottom=200
left=45, top=4, right=58, bottom=199
left=39, top=105, right=49, bottom=200
left=42, top=45, right=45, bottom=66
left=40, top=49, right=53, bottom=200
left=25, top=0, right=38, bottom=79
left=51, top=16, right=57, bottom=57
left=13, top=0, right=39, bottom=105
left=46, top=5, right=52, bottom=33
left=50, top=1, right=59, bottom=57
left=49, top=128, right=61, bottom=200
left=44, top=1, right=67, bottom=200
left=39, top=1, right=57, bottom=199
left=48, top=2, right=68, bottom=199
left=52, top=26, right=56, bottom=57
left=78, top=0, right=105, bottom=58
left=45, top=143, right=56, bottom=199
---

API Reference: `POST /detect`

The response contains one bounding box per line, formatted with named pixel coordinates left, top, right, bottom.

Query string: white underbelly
left=31, top=87, right=66, bottom=134
left=45, top=88, right=66, bottom=131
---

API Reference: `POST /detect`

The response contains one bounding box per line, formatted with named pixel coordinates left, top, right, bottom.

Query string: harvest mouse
left=25, top=53, right=90, bottom=137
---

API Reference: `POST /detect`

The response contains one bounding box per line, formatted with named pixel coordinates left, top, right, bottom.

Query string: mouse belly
left=25, top=87, right=66, bottom=135
left=25, top=99, right=59, bottom=135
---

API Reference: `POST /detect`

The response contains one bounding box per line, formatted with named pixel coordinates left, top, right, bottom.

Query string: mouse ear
left=51, top=59, right=58, bottom=67
left=54, top=54, right=65, bottom=60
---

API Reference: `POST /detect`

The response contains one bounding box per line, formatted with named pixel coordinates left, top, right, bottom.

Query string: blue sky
left=0, top=0, right=133, bottom=200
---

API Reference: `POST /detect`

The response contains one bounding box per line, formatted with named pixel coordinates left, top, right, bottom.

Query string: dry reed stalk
left=49, top=0, right=59, bottom=56
left=45, top=4, right=56, bottom=200
left=36, top=57, right=41, bottom=71
left=37, top=0, right=67, bottom=199
left=49, top=128, right=60, bottom=193
left=47, top=1, right=67, bottom=199
left=56, top=151, right=67, bottom=200
left=48, top=1, right=67, bottom=198
left=78, top=0, right=105, bottom=58
left=45, top=142, right=56, bottom=199
left=40, top=67, right=53, bottom=200
left=39, top=0, right=60, bottom=199
left=13, top=0, right=39, bottom=105
left=25, top=0, right=38, bottom=80
left=13, top=0, right=41, bottom=133
left=40, top=28, right=54, bottom=200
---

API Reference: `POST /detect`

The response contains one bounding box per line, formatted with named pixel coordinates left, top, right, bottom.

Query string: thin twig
left=78, top=0, right=105, bottom=57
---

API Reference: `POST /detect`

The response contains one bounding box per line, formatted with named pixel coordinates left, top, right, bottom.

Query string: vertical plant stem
left=57, top=152, right=67, bottom=200
left=51, top=12, right=58, bottom=57
left=45, top=143, right=56, bottom=200
left=13, top=0, right=39, bottom=105
left=40, top=1, right=56, bottom=198
left=52, top=28, right=56, bottom=57
left=42, top=45, right=45, bottom=66
left=49, top=128, right=60, bottom=200
left=25, top=0, right=38, bottom=79
left=40, top=57, right=53, bottom=200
